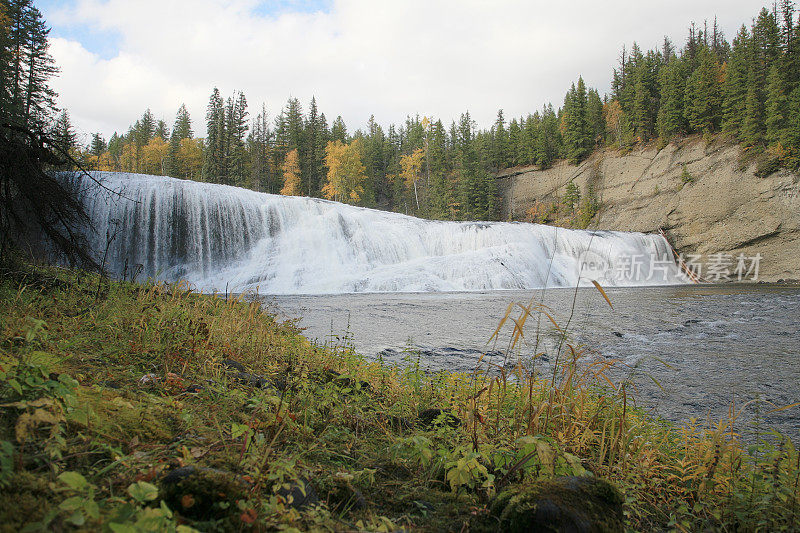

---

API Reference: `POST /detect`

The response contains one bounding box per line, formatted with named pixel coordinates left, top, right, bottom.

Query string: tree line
left=70, top=2, right=800, bottom=222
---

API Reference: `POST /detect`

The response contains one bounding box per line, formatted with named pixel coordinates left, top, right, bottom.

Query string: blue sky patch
left=251, top=0, right=332, bottom=17
left=35, top=0, right=332, bottom=60
left=37, top=0, right=120, bottom=60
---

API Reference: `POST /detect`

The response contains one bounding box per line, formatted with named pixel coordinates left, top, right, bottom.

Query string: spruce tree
left=657, top=60, right=687, bottom=139
left=685, top=47, right=722, bottom=134
left=536, top=105, right=560, bottom=169
left=586, top=89, right=605, bottom=145
left=740, top=68, right=765, bottom=146
left=202, top=87, right=225, bottom=182
left=562, top=77, right=591, bottom=163
left=722, top=26, right=751, bottom=135
left=90, top=133, right=106, bottom=157
left=1, top=0, right=58, bottom=129
left=331, top=116, right=347, bottom=143
left=228, top=91, right=249, bottom=186
left=52, top=109, right=77, bottom=159
left=304, top=97, right=325, bottom=195
left=765, top=64, right=789, bottom=146
left=248, top=104, right=270, bottom=192
left=491, top=109, right=508, bottom=168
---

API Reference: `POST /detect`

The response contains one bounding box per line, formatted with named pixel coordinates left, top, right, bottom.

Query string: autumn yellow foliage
left=322, top=139, right=366, bottom=204
left=280, top=149, right=302, bottom=196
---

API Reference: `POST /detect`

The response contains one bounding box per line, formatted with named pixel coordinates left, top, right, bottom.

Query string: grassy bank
left=1, top=262, right=798, bottom=531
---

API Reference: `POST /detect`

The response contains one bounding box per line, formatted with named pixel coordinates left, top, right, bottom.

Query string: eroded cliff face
left=496, top=137, right=800, bottom=281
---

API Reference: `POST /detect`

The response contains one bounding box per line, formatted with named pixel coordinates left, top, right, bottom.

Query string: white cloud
left=46, top=0, right=766, bottom=140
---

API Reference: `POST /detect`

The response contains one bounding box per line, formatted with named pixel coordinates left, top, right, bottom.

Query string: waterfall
left=74, top=172, right=688, bottom=293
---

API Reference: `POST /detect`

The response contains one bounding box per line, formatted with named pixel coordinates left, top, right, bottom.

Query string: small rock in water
left=611, top=331, right=623, bottom=338
left=483, top=476, right=623, bottom=533
left=418, top=408, right=460, bottom=429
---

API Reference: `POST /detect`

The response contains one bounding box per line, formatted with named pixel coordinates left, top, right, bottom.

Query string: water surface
left=266, top=284, right=800, bottom=439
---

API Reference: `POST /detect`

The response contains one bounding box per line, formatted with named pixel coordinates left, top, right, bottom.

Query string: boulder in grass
left=160, top=465, right=247, bottom=521
left=485, top=476, right=624, bottom=533
left=276, top=476, right=319, bottom=511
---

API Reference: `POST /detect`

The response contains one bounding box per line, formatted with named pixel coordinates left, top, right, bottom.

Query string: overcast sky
left=37, top=0, right=767, bottom=143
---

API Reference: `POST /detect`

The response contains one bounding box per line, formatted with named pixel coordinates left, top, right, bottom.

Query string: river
left=267, top=284, right=800, bottom=440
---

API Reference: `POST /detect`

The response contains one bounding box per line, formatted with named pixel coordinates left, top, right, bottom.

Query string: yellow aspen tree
left=322, top=140, right=367, bottom=204
left=399, top=148, right=424, bottom=210
left=177, top=138, right=204, bottom=179
left=141, top=137, right=168, bottom=175
left=280, top=149, right=302, bottom=195
left=120, top=143, right=137, bottom=173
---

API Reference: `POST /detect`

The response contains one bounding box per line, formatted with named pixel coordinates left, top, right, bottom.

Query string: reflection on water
left=265, top=284, right=800, bottom=439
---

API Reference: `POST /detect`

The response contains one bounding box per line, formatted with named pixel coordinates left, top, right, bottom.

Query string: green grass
left=0, top=260, right=798, bottom=531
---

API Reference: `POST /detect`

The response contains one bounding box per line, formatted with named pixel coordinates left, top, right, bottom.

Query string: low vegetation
left=1, top=260, right=798, bottom=531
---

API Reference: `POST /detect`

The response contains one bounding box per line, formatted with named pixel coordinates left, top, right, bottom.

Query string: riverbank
left=1, top=262, right=798, bottom=531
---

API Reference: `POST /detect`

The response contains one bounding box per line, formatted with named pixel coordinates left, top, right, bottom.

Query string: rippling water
left=267, top=284, right=800, bottom=439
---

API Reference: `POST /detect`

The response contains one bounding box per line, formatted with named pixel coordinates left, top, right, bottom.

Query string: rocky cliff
left=496, top=136, right=800, bottom=281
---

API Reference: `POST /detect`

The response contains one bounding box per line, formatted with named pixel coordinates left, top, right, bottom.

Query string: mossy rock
left=160, top=465, right=247, bottom=521
left=88, top=391, right=181, bottom=443
left=483, top=476, right=623, bottom=533
left=325, top=479, right=366, bottom=514
left=275, top=476, right=319, bottom=510
left=0, top=472, right=53, bottom=532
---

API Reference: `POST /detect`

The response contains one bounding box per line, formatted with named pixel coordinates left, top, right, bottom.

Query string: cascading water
left=74, top=172, right=688, bottom=293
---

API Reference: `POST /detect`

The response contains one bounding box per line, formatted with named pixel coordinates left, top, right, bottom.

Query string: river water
left=266, top=284, right=800, bottom=440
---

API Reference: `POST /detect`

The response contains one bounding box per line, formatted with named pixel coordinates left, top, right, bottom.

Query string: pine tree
left=740, top=68, right=765, bottom=146
left=90, top=133, right=106, bottom=157
left=562, top=77, right=591, bottom=163
left=586, top=89, right=605, bottom=145
left=508, top=118, right=522, bottom=166
left=166, top=104, right=192, bottom=177
left=202, top=87, right=225, bottom=182
left=722, top=26, right=751, bottom=135
left=630, top=52, right=660, bottom=141
left=331, top=116, right=347, bottom=143
left=154, top=119, right=169, bottom=141
left=657, top=60, right=687, bottom=139
left=685, top=47, right=722, bottom=133
left=765, top=64, right=789, bottom=146
left=172, top=104, right=193, bottom=140
left=248, top=104, right=271, bottom=191
left=304, top=97, right=325, bottom=195
left=136, top=109, right=155, bottom=144
left=785, top=86, right=800, bottom=164
left=563, top=181, right=581, bottom=213
left=1, top=0, right=58, bottom=129
left=536, top=105, right=560, bottom=168
left=52, top=109, right=76, bottom=158
left=227, top=91, right=249, bottom=185
left=363, top=115, right=387, bottom=205
left=491, top=109, right=508, bottom=168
